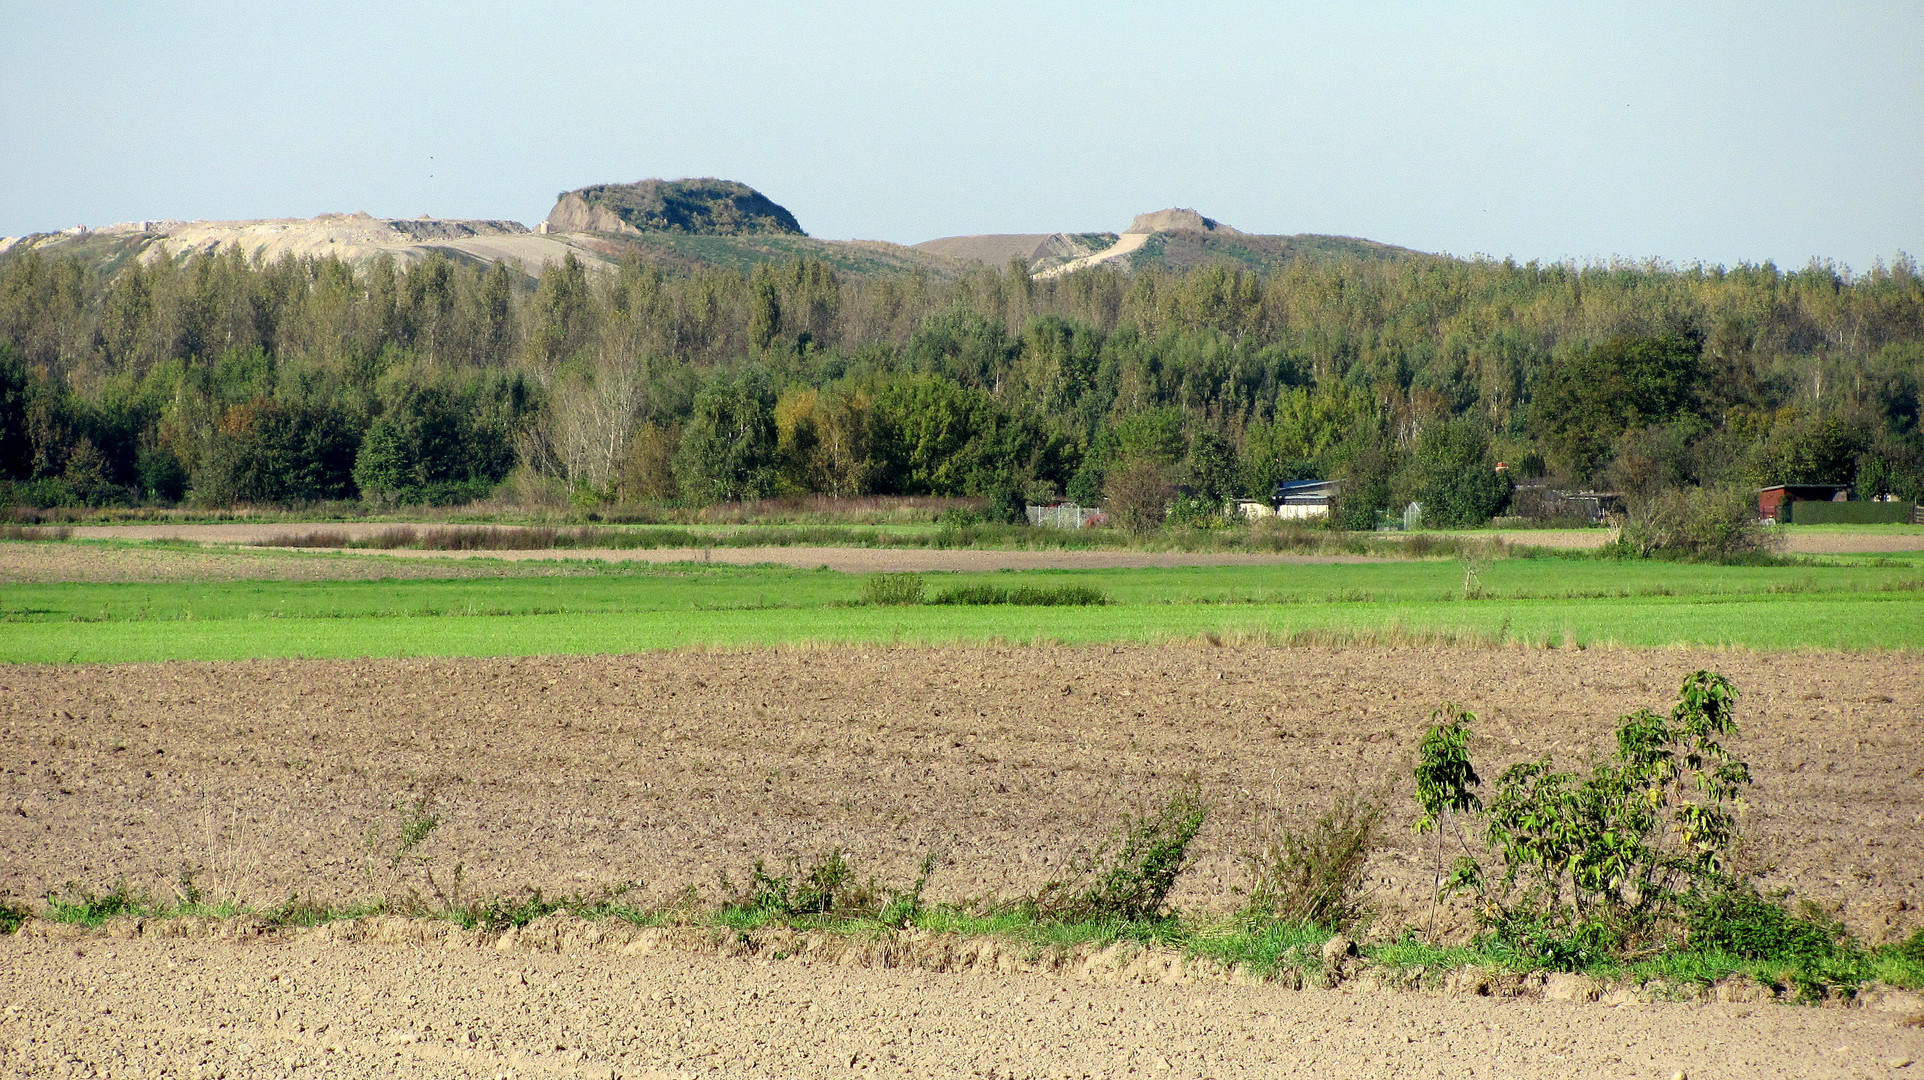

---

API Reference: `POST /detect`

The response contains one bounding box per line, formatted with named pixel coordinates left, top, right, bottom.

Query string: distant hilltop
left=544, top=179, right=805, bottom=237
left=1124, top=208, right=1238, bottom=235
left=2, top=183, right=1422, bottom=279
left=914, top=206, right=1414, bottom=277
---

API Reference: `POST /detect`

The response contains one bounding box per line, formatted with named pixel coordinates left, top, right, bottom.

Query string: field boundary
left=18, top=912, right=1921, bottom=1012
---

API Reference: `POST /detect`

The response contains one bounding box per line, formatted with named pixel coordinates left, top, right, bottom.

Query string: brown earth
left=0, top=542, right=625, bottom=584
left=60, top=521, right=1924, bottom=558
left=2, top=539, right=1383, bottom=583
left=3, top=645, right=1918, bottom=940
left=4, top=924, right=1921, bottom=1079
left=5, top=643, right=1924, bottom=1078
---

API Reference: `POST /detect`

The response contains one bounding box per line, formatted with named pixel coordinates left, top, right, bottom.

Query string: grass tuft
left=861, top=574, right=926, bottom=606
left=1241, top=793, right=1385, bottom=932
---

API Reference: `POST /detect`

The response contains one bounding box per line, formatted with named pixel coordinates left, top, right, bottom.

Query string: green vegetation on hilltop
left=558, top=178, right=805, bottom=236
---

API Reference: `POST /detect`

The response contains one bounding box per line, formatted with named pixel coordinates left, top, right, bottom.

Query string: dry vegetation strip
left=3, top=645, right=1917, bottom=944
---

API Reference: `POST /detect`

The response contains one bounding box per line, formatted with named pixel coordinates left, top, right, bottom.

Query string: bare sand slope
left=1033, top=230, right=1151, bottom=279
left=4, top=931, right=1921, bottom=1080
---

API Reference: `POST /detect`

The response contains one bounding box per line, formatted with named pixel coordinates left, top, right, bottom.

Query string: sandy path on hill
left=4, top=931, right=1920, bottom=1079
left=1034, top=229, right=1151, bottom=279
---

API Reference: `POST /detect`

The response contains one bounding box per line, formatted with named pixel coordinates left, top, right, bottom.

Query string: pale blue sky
left=3, top=1, right=1919, bottom=268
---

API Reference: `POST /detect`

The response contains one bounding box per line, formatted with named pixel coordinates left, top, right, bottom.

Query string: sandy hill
left=0, top=213, right=608, bottom=275
left=1, top=177, right=975, bottom=280
left=918, top=207, right=1421, bottom=277
left=2, top=190, right=1418, bottom=282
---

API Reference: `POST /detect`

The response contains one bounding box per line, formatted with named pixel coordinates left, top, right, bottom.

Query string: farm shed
left=1271, top=479, right=1336, bottom=520
left=1757, top=484, right=1850, bottom=524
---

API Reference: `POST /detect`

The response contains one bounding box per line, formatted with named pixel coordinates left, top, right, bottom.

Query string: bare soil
left=5, top=643, right=1923, bottom=1077
left=4, top=927, right=1920, bottom=1079
left=55, top=521, right=1924, bottom=569
left=3, top=645, right=1917, bottom=939
left=0, top=542, right=609, bottom=584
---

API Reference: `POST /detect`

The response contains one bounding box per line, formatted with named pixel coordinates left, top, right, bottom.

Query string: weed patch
left=1030, top=779, right=1207, bottom=924
left=1241, top=793, right=1385, bottom=932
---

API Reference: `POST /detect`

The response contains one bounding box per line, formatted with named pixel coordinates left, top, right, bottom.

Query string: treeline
left=2, top=243, right=1921, bottom=524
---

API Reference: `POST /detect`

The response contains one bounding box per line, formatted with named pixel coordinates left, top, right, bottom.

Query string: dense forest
left=2, top=243, right=1921, bottom=527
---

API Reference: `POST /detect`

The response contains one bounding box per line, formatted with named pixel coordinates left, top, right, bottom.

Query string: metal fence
left=1026, top=503, right=1104, bottom=529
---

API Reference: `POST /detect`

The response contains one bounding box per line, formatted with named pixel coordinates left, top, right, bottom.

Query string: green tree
left=1751, top=411, right=1868, bottom=486
left=352, top=384, right=513, bottom=505
left=1401, top=419, right=1512, bottom=527
left=673, top=369, right=778, bottom=503
left=1532, top=331, right=1705, bottom=481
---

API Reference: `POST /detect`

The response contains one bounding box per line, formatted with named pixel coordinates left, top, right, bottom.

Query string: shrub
left=720, top=849, right=934, bottom=925
left=862, top=573, right=926, bottom=605
left=1104, top=457, right=1174, bottom=535
left=733, top=849, right=855, bottom=917
left=1032, top=779, right=1208, bottom=923
left=1242, top=793, right=1385, bottom=931
left=1614, top=485, right=1780, bottom=561
left=1685, top=882, right=1846, bottom=961
left=1417, top=671, right=1767, bottom=966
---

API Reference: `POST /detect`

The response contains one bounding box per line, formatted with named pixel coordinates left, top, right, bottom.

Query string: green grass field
left=4, top=547, right=1921, bottom=662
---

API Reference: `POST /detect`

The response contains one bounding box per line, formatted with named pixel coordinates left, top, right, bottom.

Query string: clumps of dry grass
left=0, top=524, right=72, bottom=541
left=1241, top=793, right=1387, bottom=932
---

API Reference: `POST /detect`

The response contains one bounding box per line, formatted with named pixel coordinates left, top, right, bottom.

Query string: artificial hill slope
left=538, top=178, right=970, bottom=277
left=916, top=207, right=1424, bottom=277
left=1, top=187, right=1421, bottom=281
left=0, top=213, right=609, bottom=276
left=0, top=178, right=973, bottom=280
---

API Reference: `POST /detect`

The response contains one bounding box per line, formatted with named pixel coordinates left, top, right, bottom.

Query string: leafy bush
left=1032, top=779, right=1208, bottom=923
left=862, top=573, right=926, bottom=605
left=1415, top=671, right=1777, bottom=967
left=1242, top=793, right=1385, bottom=931
left=1613, top=485, right=1780, bottom=561
left=1685, top=882, right=1846, bottom=961
left=1104, top=457, right=1174, bottom=535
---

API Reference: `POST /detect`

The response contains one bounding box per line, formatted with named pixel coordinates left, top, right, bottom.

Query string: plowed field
left=6, top=643, right=1924, bottom=1078
left=5, top=644, right=1917, bottom=940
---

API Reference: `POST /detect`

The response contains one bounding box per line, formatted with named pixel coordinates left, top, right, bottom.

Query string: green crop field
left=3, top=545, right=1921, bottom=663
